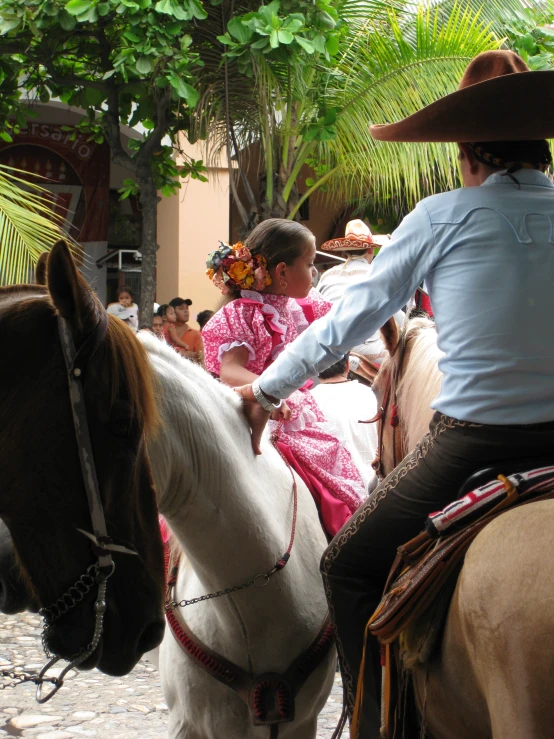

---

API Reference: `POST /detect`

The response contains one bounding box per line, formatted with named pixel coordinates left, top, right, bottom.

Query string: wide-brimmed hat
left=321, top=219, right=376, bottom=252
left=370, top=50, right=554, bottom=143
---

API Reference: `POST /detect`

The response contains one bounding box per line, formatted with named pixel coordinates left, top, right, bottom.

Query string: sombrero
left=370, top=50, right=554, bottom=143
left=321, top=219, right=377, bottom=252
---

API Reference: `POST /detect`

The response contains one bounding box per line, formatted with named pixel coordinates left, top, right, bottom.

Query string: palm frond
left=0, top=165, right=78, bottom=286
left=421, top=0, right=554, bottom=36
left=315, top=3, right=499, bottom=212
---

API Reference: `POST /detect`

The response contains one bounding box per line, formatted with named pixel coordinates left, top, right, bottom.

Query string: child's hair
left=157, top=304, right=169, bottom=318
left=245, top=218, right=314, bottom=269
left=197, top=309, right=214, bottom=329
left=206, top=219, right=314, bottom=298
left=117, top=285, right=134, bottom=300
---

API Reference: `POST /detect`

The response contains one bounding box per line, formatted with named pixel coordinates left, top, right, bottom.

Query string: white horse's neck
left=140, top=335, right=306, bottom=604
left=139, top=337, right=334, bottom=735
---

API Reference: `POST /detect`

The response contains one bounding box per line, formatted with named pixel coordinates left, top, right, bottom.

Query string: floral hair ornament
left=206, top=241, right=272, bottom=294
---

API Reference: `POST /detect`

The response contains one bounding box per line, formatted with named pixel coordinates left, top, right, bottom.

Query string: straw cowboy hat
left=321, top=219, right=390, bottom=252
left=370, top=50, right=554, bottom=143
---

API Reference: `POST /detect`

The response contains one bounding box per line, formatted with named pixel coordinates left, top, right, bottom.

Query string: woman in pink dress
left=203, top=219, right=364, bottom=537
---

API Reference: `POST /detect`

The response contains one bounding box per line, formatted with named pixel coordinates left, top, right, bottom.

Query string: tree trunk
left=259, top=172, right=299, bottom=221
left=137, top=168, right=159, bottom=329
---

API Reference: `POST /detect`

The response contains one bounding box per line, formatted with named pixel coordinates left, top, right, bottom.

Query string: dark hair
left=319, top=354, right=350, bottom=380
left=169, top=297, right=192, bottom=308
left=465, top=140, right=552, bottom=174
left=117, top=285, right=134, bottom=299
left=196, top=309, right=214, bottom=329
left=157, top=304, right=169, bottom=317
left=244, top=218, right=314, bottom=270
left=151, top=314, right=164, bottom=323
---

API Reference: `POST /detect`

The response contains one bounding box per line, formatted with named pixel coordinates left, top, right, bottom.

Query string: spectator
left=196, top=309, right=214, bottom=331
left=168, top=297, right=204, bottom=365
left=310, top=353, right=378, bottom=496
left=156, top=304, right=192, bottom=355
left=106, top=285, right=139, bottom=332
left=317, top=221, right=404, bottom=363
left=152, top=314, right=164, bottom=338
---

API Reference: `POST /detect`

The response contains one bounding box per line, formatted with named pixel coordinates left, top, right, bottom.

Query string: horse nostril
left=137, top=620, right=165, bottom=655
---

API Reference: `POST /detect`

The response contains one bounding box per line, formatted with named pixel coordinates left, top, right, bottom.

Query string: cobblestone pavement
left=1, top=613, right=344, bottom=738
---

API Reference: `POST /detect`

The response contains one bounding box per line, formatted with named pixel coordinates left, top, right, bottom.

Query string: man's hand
left=234, top=384, right=291, bottom=455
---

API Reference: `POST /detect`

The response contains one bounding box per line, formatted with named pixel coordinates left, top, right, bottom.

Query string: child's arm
left=167, top=324, right=190, bottom=351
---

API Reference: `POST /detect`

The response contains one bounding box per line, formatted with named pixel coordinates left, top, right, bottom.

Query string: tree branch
left=104, top=83, right=136, bottom=172
left=140, top=88, right=171, bottom=160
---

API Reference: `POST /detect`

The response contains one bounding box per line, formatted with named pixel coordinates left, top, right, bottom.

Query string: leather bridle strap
left=57, top=313, right=114, bottom=571
left=34, top=314, right=135, bottom=703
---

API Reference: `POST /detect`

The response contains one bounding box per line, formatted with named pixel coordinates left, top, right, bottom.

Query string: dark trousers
left=320, top=412, right=554, bottom=738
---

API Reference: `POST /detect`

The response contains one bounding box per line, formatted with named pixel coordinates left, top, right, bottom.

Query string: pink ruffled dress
left=203, top=289, right=364, bottom=537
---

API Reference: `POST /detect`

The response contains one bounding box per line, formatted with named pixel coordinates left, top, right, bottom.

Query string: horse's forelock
left=105, top=316, right=160, bottom=436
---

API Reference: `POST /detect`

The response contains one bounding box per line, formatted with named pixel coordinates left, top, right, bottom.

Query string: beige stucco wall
left=156, top=140, right=232, bottom=324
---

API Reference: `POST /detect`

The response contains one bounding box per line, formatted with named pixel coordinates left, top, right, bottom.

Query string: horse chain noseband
left=1, top=313, right=136, bottom=702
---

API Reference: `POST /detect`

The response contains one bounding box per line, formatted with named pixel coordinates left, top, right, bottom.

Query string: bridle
left=2, top=312, right=138, bottom=702
left=366, top=328, right=409, bottom=479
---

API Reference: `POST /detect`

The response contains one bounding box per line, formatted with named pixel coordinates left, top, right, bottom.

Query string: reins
left=164, top=427, right=339, bottom=739
left=364, top=328, right=409, bottom=479
left=166, top=427, right=298, bottom=610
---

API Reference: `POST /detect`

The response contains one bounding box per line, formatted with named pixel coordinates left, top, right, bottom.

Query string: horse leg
left=478, top=621, right=554, bottom=739
left=413, top=584, right=491, bottom=739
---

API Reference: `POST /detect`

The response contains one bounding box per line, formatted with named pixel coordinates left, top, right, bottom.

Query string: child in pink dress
left=203, top=219, right=364, bottom=537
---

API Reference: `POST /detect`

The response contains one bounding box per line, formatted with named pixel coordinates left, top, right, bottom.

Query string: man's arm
left=258, top=203, right=438, bottom=400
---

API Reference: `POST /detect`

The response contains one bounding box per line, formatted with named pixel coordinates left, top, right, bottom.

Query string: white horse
left=140, top=334, right=336, bottom=739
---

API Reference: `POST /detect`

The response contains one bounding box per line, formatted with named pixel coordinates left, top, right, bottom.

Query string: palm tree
left=190, top=0, right=554, bottom=230
left=0, top=164, right=75, bottom=285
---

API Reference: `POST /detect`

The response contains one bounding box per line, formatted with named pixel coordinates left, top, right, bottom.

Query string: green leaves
left=302, top=109, right=338, bottom=142
left=168, top=73, right=199, bottom=106
left=218, top=0, right=342, bottom=68
left=65, top=0, right=92, bottom=15
left=505, top=8, right=554, bottom=70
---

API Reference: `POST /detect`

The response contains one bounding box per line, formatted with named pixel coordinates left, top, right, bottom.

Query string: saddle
left=353, top=462, right=554, bottom=739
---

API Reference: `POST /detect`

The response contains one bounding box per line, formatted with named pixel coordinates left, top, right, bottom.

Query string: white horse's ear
left=47, top=240, right=103, bottom=339
left=380, top=316, right=399, bottom=355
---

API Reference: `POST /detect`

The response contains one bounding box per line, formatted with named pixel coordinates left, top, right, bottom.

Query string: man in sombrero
left=318, top=220, right=404, bottom=363
left=235, top=51, right=554, bottom=735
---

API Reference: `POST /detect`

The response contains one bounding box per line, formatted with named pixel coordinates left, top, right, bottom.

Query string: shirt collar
left=482, top=169, right=554, bottom=189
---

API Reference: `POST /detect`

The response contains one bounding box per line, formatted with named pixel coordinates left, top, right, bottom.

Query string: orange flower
left=206, top=268, right=214, bottom=280
left=228, top=260, right=252, bottom=286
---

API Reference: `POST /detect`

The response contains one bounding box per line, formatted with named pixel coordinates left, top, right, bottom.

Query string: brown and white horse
left=0, top=242, right=165, bottom=676
left=372, top=316, right=554, bottom=738
left=0, top=245, right=335, bottom=734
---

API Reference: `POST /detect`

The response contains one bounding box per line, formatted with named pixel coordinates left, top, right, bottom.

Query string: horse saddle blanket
left=368, top=465, right=554, bottom=644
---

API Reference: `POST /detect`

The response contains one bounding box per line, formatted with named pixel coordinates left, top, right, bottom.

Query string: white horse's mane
left=137, top=333, right=253, bottom=514
left=396, top=317, right=443, bottom=453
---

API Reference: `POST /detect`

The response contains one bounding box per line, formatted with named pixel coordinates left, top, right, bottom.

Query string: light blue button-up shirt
left=260, top=169, right=554, bottom=424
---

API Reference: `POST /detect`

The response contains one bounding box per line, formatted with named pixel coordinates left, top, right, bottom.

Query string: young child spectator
left=196, top=309, right=214, bottom=331
left=157, top=304, right=192, bottom=356
left=106, top=285, right=139, bottom=332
